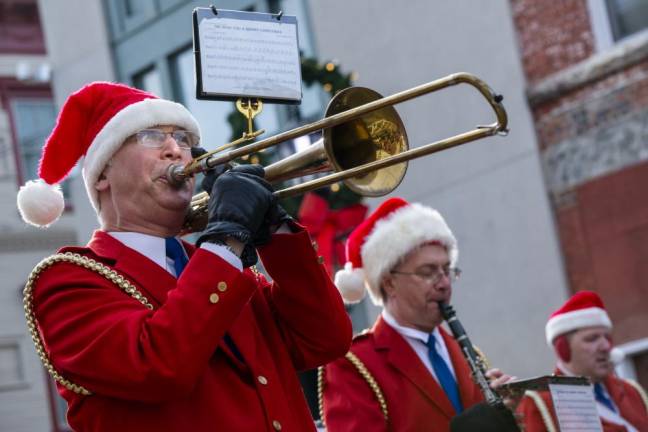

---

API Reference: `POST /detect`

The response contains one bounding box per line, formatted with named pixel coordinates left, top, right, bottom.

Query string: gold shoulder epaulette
left=524, top=390, right=557, bottom=432
left=317, top=350, right=388, bottom=428
left=24, top=252, right=153, bottom=396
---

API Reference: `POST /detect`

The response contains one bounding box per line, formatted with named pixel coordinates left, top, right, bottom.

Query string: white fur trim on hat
left=362, top=203, right=458, bottom=305
left=334, top=263, right=368, bottom=304
left=545, top=307, right=612, bottom=346
left=82, top=98, right=201, bottom=212
left=17, top=180, right=65, bottom=227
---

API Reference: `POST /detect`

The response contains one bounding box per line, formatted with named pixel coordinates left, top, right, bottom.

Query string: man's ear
left=95, top=171, right=110, bottom=191
left=554, top=335, right=572, bottom=363
left=382, top=274, right=397, bottom=299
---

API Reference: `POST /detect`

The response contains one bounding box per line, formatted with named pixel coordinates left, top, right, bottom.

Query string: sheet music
left=549, top=384, right=603, bottom=432
left=198, top=16, right=301, bottom=101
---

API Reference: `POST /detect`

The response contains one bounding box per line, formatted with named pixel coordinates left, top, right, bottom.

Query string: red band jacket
left=31, top=229, right=352, bottom=431
left=516, top=368, right=648, bottom=432
left=322, top=316, right=483, bottom=431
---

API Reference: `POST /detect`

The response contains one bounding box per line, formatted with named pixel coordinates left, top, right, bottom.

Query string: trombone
left=173, top=72, right=508, bottom=232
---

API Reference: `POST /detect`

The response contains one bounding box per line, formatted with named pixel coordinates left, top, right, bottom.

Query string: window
left=589, top=0, right=648, bottom=51
left=133, top=66, right=164, bottom=97
left=0, top=0, right=46, bottom=54
left=0, top=118, right=14, bottom=180
left=9, top=96, right=72, bottom=198
left=606, top=0, right=648, bottom=41
left=10, top=98, right=56, bottom=182
left=0, top=337, right=27, bottom=391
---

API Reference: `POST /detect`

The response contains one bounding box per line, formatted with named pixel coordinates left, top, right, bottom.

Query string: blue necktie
left=165, top=237, right=244, bottom=362
left=594, top=383, right=616, bottom=413
left=427, top=335, right=463, bottom=414
left=165, top=237, right=189, bottom=277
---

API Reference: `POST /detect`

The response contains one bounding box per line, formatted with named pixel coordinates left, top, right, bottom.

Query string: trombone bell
left=324, top=87, right=408, bottom=196
left=264, top=87, right=408, bottom=197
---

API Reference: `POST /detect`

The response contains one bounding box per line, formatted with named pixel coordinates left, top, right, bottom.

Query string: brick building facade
left=511, top=0, right=648, bottom=387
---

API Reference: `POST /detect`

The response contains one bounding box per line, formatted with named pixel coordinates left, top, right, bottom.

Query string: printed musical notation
left=549, top=384, right=603, bottom=432
left=198, top=16, right=301, bottom=101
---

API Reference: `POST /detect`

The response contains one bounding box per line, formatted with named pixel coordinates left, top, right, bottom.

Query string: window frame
left=0, top=78, right=52, bottom=189
left=588, top=0, right=648, bottom=51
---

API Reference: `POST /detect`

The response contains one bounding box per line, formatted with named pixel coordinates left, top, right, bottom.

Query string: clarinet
left=438, top=301, right=505, bottom=408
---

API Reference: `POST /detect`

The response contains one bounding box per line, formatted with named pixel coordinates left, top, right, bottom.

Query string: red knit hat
left=545, top=291, right=612, bottom=345
left=335, top=197, right=458, bottom=304
left=16, top=81, right=200, bottom=227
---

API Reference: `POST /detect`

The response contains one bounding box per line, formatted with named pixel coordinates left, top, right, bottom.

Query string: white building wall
left=308, top=0, right=569, bottom=377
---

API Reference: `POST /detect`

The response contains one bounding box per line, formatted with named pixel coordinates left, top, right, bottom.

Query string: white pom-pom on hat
left=334, top=263, right=367, bottom=304
left=17, top=180, right=65, bottom=227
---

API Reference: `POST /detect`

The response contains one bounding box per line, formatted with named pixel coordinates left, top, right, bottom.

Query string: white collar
left=382, top=309, right=442, bottom=346
left=107, top=231, right=169, bottom=271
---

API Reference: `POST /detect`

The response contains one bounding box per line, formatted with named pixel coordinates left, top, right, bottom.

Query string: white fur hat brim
left=545, top=307, right=612, bottom=345
left=82, top=98, right=200, bottom=212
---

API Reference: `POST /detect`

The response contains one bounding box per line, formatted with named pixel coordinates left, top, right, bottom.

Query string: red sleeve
left=33, top=249, right=256, bottom=403
left=322, top=355, right=388, bottom=432
left=257, top=229, right=352, bottom=370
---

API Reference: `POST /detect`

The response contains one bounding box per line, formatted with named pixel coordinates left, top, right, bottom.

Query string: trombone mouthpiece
left=166, top=164, right=189, bottom=188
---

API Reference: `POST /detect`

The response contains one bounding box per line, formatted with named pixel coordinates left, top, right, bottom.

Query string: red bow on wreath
left=298, top=192, right=368, bottom=275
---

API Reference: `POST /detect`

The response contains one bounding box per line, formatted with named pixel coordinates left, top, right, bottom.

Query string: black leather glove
left=267, top=202, right=293, bottom=232
left=196, top=164, right=274, bottom=267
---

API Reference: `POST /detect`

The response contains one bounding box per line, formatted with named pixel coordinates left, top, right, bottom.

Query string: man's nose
left=435, top=273, right=451, bottom=290
left=599, top=336, right=612, bottom=352
left=161, top=136, right=185, bottom=160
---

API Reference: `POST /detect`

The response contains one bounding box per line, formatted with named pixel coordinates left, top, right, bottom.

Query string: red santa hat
left=545, top=291, right=612, bottom=346
left=16, top=81, right=200, bottom=227
left=335, top=197, right=458, bottom=305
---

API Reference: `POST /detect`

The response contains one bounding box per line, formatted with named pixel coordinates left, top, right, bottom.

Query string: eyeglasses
left=130, top=129, right=199, bottom=151
left=390, top=266, right=462, bottom=284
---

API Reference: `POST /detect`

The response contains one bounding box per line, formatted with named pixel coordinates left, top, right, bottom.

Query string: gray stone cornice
left=527, top=31, right=648, bottom=106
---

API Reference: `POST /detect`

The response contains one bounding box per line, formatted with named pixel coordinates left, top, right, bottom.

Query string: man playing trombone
left=18, top=82, right=352, bottom=431
left=321, top=197, right=518, bottom=431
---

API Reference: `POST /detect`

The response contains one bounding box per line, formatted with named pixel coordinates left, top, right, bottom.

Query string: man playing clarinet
left=321, top=197, right=517, bottom=431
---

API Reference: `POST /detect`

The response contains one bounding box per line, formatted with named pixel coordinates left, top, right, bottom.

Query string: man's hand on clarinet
left=486, top=368, right=523, bottom=410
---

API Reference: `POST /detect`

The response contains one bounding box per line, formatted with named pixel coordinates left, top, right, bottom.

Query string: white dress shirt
left=382, top=309, right=457, bottom=383
left=108, top=232, right=242, bottom=276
